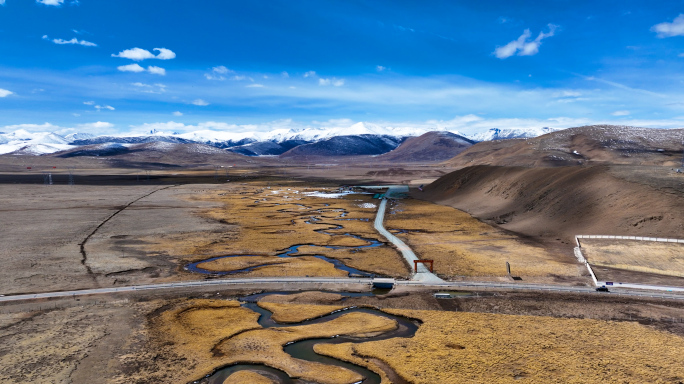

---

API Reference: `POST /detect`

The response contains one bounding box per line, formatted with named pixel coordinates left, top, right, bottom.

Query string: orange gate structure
left=414, top=259, right=434, bottom=273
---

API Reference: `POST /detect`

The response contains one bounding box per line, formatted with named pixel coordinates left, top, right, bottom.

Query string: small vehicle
left=595, top=286, right=610, bottom=292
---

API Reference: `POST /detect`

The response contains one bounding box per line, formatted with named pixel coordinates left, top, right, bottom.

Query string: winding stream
left=185, top=203, right=384, bottom=277
left=195, top=292, right=420, bottom=384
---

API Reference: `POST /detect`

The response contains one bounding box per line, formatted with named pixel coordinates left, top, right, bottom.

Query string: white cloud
left=42, top=35, right=96, bottom=47
left=552, top=90, right=582, bottom=98
left=172, top=111, right=183, bottom=116
left=153, top=48, right=176, bottom=60
left=94, top=105, right=115, bottom=111
left=303, top=71, right=316, bottom=78
left=117, top=64, right=165, bottom=75
left=147, top=66, right=166, bottom=76
left=0, top=0, right=5, bottom=5
left=72, top=113, right=80, bottom=117
left=77, top=121, right=114, bottom=131
left=83, top=101, right=95, bottom=105
left=652, top=14, right=684, bottom=38
left=131, top=82, right=166, bottom=93
left=376, top=65, right=386, bottom=72
left=112, top=47, right=176, bottom=61
left=117, top=63, right=145, bottom=73
left=212, top=66, right=230, bottom=74
left=246, top=84, right=264, bottom=88
left=112, top=48, right=155, bottom=61
left=204, top=65, right=234, bottom=80
left=36, top=0, right=64, bottom=5
left=0, top=88, right=13, bottom=97
left=319, top=78, right=345, bottom=86
left=281, top=71, right=290, bottom=78
left=231, top=75, right=246, bottom=81
left=191, top=99, right=209, bottom=106
left=494, top=24, right=558, bottom=59
left=611, top=110, right=630, bottom=116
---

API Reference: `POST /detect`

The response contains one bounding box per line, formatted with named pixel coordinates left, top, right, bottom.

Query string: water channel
left=195, top=291, right=420, bottom=384
left=185, top=203, right=384, bottom=277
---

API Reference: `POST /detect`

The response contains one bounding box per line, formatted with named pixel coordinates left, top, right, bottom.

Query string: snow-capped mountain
left=0, top=129, right=74, bottom=155
left=470, top=127, right=559, bottom=142
left=0, top=123, right=564, bottom=156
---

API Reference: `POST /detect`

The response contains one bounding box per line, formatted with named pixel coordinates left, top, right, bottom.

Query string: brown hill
left=445, top=125, right=684, bottom=168
left=50, top=141, right=262, bottom=168
left=421, top=164, right=684, bottom=249
left=374, top=131, right=475, bottom=163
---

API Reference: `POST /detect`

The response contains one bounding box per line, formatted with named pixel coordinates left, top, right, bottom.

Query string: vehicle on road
left=595, top=286, right=610, bottom=292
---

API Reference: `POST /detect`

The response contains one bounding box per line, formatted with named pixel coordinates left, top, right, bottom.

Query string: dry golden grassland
left=147, top=298, right=399, bottom=384
left=0, top=306, right=110, bottom=383
left=257, top=302, right=347, bottom=323
left=197, top=255, right=348, bottom=277
left=314, top=343, right=392, bottom=384
left=257, top=291, right=347, bottom=322
left=385, top=199, right=581, bottom=280
left=327, top=308, right=684, bottom=383
left=214, top=311, right=396, bottom=384
left=181, top=182, right=408, bottom=278
left=581, top=239, right=684, bottom=278
left=223, top=370, right=274, bottom=384
left=151, top=299, right=261, bottom=383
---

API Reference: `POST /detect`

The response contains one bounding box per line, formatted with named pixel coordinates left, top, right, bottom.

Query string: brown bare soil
left=422, top=165, right=684, bottom=249
left=374, top=131, right=474, bottom=163
left=0, top=183, right=232, bottom=294
left=445, top=125, right=684, bottom=168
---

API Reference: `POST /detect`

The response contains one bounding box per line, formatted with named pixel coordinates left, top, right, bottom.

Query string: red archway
left=414, top=259, right=434, bottom=273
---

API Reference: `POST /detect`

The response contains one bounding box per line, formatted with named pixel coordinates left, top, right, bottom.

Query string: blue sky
left=2, top=0, right=684, bottom=135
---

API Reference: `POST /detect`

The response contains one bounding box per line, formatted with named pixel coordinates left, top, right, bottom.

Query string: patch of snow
left=358, top=203, right=377, bottom=209
left=146, top=141, right=177, bottom=151
left=469, top=127, right=559, bottom=142
left=304, top=190, right=370, bottom=198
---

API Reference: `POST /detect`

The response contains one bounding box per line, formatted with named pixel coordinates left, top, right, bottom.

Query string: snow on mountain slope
left=470, top=127, right=559, bottom=142
left=0, top=123, right=567, bottom=157
left=0, top=130, right=73, bottom=155
left=64, top=132, right=95, bottom=142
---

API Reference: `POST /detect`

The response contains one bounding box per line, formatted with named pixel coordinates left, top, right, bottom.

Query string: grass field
left=223, top=371, right=274, bottom=384
left=328, top=308, right=684, bottom=383
left=384, top=198, right=582, bottom=281
left=581, top=239, right=684, bottom=278
left=180, top=182, right=409, bottom=278
left=150, top=299, right=684, bottom=384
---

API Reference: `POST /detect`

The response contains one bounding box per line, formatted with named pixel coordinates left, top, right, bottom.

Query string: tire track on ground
left=79, top=185, right=178, bottom=282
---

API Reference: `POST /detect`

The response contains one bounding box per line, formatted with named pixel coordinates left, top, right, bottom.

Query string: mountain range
left=0, top=123, right=558, bottom=157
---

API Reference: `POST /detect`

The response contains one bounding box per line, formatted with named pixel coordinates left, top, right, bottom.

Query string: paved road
left=374, top=187, right=443, bottom=283
left=2, top=277, right=684, bottom=303
left=3, top=183, right=684, bottom=304
left=0, top=277, right=371, bottom=303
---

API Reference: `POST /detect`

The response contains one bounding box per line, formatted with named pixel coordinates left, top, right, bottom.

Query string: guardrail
left=575, top=234, right=684, bottom=247
left=574, top=234, right=684, bottom=292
